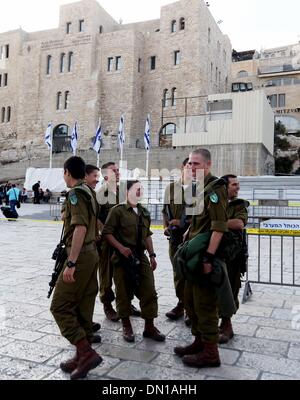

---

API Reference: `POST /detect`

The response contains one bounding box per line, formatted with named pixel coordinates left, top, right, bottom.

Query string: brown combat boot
left=122, top=317, right=135, bottom=342
left=70, top=338, right=102, bottom=380
left=219, top=317, right=234, bottom=344
left=60, top=351, right=78, bottom=374
left=174, top=335, right=203, bottom=357
left=165, top=301, right=184, bottom=320
left=103, top=302, right=119, bottom=322
left=182, top=342, right=221, bottom=368
left=143, top=319, right=166, bottom=342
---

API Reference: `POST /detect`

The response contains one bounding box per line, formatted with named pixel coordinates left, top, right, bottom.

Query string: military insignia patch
left=209, top=192, right=219, bottom=204
left=69, top=192, right=78, bottom=206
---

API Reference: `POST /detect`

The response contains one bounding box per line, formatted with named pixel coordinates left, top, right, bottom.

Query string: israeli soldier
left=162, top=158, right=192, bottom=323
left=102, top=180, right=165, bottom=343
left=174, top=149, right=228, bottom=369
left=50, top=156, right=102, bottom=380
left=219, top=175, right=249, bottom=344
left=96, top=162, right=140, bottom=321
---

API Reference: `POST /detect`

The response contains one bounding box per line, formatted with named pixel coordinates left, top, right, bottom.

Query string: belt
left=66, top=242, right=97, bottom=256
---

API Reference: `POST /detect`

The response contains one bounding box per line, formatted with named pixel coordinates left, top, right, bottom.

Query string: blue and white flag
left=118, top=114, right=125, bottom=150
left=93, top=122, right=102, bottom=154
left=71, top=122, right=78, bottom=155
left=144, top=115, right=151, bottom=152
left=44, top=123, right=52, bottom=149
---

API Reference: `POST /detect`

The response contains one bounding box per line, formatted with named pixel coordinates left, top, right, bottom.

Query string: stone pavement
left=1, top=204, right=300, bottom=380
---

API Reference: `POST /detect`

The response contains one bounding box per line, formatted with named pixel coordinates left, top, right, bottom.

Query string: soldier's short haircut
left=221, top=174, right=238, bottom=187
left=191, top=148, right=211, bottom=162
left=85, top=164, right=99, bottom=175
left=101, top=162, right=115, bottom=170
left=127, top=180, right=140, bottom=191
left=182, top=157, right=189, bottom=167
left=64, top=156, right=86, bottom=180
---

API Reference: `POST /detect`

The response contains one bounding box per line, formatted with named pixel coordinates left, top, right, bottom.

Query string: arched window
left=99, top=25, right=103, bottom=34
left=180, top=18, right=185, bottom=30
left=60, top=53, right=65, bottom=73
left=171, top=87, right=177, bottom=106
left=6, top=106, right=11, bottom=122
left=56, top=92, right=62, bottom=110
left=171, top=20, right=177, bottom=33
left=163, top=123, right=176, bottom=135
left=68, top=52, right=73, bottom=72
left=237, top=70, right=248, bottom=78
left=53, top=124, right=71, bottom=153
left=1, top=107, right=5, bottom=123
left=46, top=55, right=52, bottom=75
left=163, top=89, right=168, bottom=107
left=64, top=91, right=70, bottom=110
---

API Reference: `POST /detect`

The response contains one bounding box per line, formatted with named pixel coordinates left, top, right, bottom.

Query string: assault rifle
left=47, top=225, right=67, bottom=298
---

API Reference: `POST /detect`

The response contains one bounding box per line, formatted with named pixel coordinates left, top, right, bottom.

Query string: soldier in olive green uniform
left=50, top=156, right=102, bottom=380
left=96, top=162, right=140, bottom=321
left=102, top=180, right=165, bottom=343
left=162, top=158, right=192, bottom=321
left=218, top=175, right=249, bottom=344
left=174, top=149, right=228, bottom=369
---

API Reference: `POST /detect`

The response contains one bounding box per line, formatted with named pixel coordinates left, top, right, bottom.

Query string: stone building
left=231, top=43, right=300, bottom=133
left=0, top=0, right=233, bottom=180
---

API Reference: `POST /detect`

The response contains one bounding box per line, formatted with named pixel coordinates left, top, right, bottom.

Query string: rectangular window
left=7, top=106, right=11, bottom=122
left=66, top=22, right=71, bottom=34
left=107, top=57, right=114, bottom=71
left=4, top=73, right=7, bottom=86
left=79, top=19, right=84, bottom=32
left=278, top=94, right=286, bottom=108
left=174, top=50, right=181, bottom=65
left=46, top=55, right=52, bottom=75
left=207, top=99, right=233, bottom=121
left=116, top=56, right=122, bottom=71
left=138, top=58, right=142, bottom=72
left=0, top=74, right=2, bottom=87
left=150, top=56, right=156, bottom=71
left=5, top=44, right=9, bottom=58
left=268, top=94, right=277, bottom=108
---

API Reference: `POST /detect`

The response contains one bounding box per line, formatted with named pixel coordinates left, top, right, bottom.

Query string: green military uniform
left=184, top=173, right=228, bottom=343
left=162, top=180, right=190, bottom=304
left=50, top=181, right=99, bottom=345
left=225, top=198, right=248, bottom=311
left=102, top=203, right=158, bottom=319
left=96, top=184, right=119, bottom=304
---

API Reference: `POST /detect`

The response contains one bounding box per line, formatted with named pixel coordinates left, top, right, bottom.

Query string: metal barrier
left=50, top=203, right=61, bottom=221
left=242, top=231, right=300, bottom=303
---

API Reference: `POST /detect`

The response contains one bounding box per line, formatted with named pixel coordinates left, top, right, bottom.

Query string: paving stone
left=99, top=343, right=157, bottom=363
left=271, top=308, right=294, bottom=321
left=4, top=316, right=49, bottom=331
left=100, top=329, right=143, bottom=348
left=231, top=314, right=250, bottom=323
left=136, top=338, right=183, bottom=355
left=260, top=373, right=298, bottom=380
left=36, top=334, right=73, bottom=349
left=288, top=343, right=300, bottom=360
left=200, top=364, right=259, bottom=380
left=3, top=302, right=48, bottom=318
left=237, top=352, right=300, bottom=379
left=247, top=316, right=293, bottom=330
left=256, top=326, right=300, bottom=343
left=232, top=322, right=258, bottom=337
left=222, top=335, right=289, bottom=357
left=0, top=357, right=56, bottom=380
left=6, top=330, right=46, bottom=342
left=0, top=337, right=16, bottom=347
left=107, top=360, right=203, bottom=380
left=0, top=340, right=61, bottom=363
left=238, top=304, right=273, bottom=317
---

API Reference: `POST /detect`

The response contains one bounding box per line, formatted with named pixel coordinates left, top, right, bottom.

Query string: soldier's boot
left=70, top=338, right=103, bottom=380
left=165, top=301, right=184, bottom=321
left=122, top=317, right=135, bottom=342
left=218, top=317, right=234, bottom=344
left=143, top=319, right=166, bottom=342
left=88, top=334, right=102, bottom=344
left=92, top=322, right=101, bottom=333
left=130, top=304, right=141, bottom=317
left=182, top=342, right=221, bottom=368
left=174, top=335, right=203, bottom=357
left=103, top=302, right=119, bottom=322
left=60, top=351, right=79, bottom=374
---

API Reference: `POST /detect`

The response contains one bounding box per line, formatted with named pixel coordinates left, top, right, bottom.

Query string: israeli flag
left=93, top=123, right=102, bottom=154
left=44, top=123, right=52, bottom=149
left=71, top=122, right=78, bottom=155
left=144, top=115, right=151, bottom=151
left=118, top=114, right=125, bottom=149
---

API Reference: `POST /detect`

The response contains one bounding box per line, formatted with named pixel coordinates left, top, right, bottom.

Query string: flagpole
left=146, top=151, right=149, bottom=178
left=49, top=128, right=53, bottom=169
left=97, top=117, right=101, bottom=168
